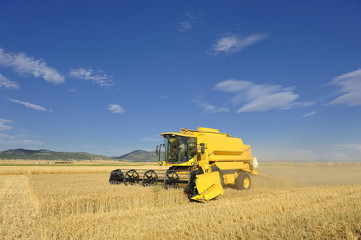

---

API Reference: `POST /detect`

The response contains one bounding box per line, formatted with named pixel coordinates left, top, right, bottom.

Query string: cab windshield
left=164, top=135, right=197, bottom=163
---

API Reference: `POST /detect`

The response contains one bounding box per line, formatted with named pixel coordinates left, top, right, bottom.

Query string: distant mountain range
left=0, top=149, right=159, bottom=162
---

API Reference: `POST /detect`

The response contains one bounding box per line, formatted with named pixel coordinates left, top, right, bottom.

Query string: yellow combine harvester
left=109, top=127, right=258, bottom=202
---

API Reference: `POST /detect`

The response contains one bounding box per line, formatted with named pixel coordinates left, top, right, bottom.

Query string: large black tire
left=211, top=165, right=225, bottom=188
left=235, top=172, right=251, bottom=190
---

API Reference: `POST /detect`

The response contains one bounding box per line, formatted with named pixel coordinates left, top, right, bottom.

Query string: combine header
left=109, top=127, right=258, bottom=202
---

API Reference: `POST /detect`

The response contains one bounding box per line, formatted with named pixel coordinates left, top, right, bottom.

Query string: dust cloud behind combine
left=253, top=161, right=361, bottom=188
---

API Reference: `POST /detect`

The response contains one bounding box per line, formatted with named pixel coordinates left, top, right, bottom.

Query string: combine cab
left=109, top=127, right=258, bottom=202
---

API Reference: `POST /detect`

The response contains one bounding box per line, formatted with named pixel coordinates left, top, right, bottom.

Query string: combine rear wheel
left=235, top=172, right=251, bottom=190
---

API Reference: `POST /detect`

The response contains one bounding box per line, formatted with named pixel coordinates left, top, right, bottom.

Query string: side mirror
left=200, top=143, right=205, bottom=155
left=155, top=145, right=159, bottom=156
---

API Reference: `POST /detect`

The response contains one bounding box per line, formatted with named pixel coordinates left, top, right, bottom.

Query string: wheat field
left=0, top=162, right=360, bottom=239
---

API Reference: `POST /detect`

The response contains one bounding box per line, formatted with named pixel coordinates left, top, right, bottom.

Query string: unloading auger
left=109, top=127, right=259, bottom=202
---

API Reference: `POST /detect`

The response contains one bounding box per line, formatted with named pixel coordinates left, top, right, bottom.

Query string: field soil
left=0, top=161, right=360, bottom=239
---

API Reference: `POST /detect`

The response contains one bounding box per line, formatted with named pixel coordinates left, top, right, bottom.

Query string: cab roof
left=161, top=132, right=193, bottom=137
left=161, top=127, right=229, bottom=137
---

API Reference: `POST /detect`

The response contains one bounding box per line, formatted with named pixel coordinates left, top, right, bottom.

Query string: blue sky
left=1, top=0, right=361, bottom=161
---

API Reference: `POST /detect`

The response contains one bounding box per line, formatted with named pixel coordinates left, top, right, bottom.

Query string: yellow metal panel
left=206, top=134, right=245, bottom=154
left=223, top=174, right=235, bottom=185
left=213, top=161, right=247, bottom=170
left=195, top=172, right=219, bottom=193
left=210, top=155, right=253, bottom=162
left=203, top=183, right=223, bottom=201
left=191, top=172, right=224, bottom=202
left=198, top=127, right=220, bottom=133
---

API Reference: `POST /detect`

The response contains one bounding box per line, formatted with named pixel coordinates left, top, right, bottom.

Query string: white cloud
left=330, top=68, right=361, bottom=106
left=197, top=103, right=229, bottom=113
left=179, top=22, right=192, bottom=31
left=0, top=73, right=19, bottom=89
left=0, top=48, right=64, bottom=84
left=108, top=104, right=125, bottom=114
left=178, top=11, right=199, bottom=32
left=215, top=79, right=302, bottom=113
left=302, top=111, right=316, bottom=117
left=209, top=33, right=268, bottom=56
left=237, top=92, right=297, bottom=113
left=0, top=118, right=13, bottom=131
left=193, top=93, right=229, bottom=113
left=8, top=98, right=49, bottom=112
left=69, top=68, right=114, bottom=87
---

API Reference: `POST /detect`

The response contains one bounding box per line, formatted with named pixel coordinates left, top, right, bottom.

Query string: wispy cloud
left=179, top=22, right=192, bottom=31
left=178, top=11, right=200, bottom=32
left=193, top=93, right=229, bottom=113
left=69, top=67, right=114, bottom=87
left=0, top=73, right=19, bottom=89
left=0, top=118, right=13, bottom=131
left=302, top=111, right=316, bottom=117
left=0, top=48, right=64, bottom=84
left=0, top=133, right=16, bottom=139
left=8, top=98, right=50, bottom=112
left=208, top=33, right=268, bottom=56
left=107, top=104, right=125, bottom=114
left=0, top=118, right=44, bottom=150
left=215, top=79, right=312, bottom=113
left=197, top=103, right=229, bottom=113
left=329, top=68, right=361, bottom=106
